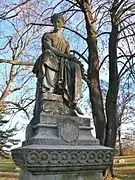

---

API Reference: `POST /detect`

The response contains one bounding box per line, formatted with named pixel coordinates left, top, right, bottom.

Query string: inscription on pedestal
left=59, top=122, right=79, bottom=143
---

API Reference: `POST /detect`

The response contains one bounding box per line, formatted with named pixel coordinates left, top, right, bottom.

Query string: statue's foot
left=41, top=85, right=54, bottom=93
left=74, top=105, right=83, bottom=115
left=41, top=86, right=49, bottom=93
left=70, top=103, right=83, bottom=115
left=47, top=87, right=54, bottom=93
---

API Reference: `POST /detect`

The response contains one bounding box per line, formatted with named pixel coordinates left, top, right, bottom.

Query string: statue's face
left=53, top=18, right=64, bottom=31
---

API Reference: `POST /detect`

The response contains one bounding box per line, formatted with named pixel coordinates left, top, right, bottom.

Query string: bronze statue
left=33, top=13, right=83, bottom=115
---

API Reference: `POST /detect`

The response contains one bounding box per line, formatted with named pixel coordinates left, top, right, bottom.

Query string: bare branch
left=0, top=0, right=31, bottom=20
left=70, top=50, right=88, bottom=63
left=0, top=65, right=14, bottom=100
left=5, top=101, right=30, bottom=119
left=0, top=59, right=34, bottom=66
left=30, top=23, right=87, bottom=41
left=10, top=75, right=33, bottom=93
left=99, top=55, right=109, bottom=70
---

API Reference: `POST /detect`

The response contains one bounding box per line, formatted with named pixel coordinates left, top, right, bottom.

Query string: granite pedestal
left=11, top=94, right=114, bottom=180
left=19, top=170, right=103, bottom=180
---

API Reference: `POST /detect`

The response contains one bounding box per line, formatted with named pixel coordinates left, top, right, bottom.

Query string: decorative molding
left=12, top=149, right=114, bottom=168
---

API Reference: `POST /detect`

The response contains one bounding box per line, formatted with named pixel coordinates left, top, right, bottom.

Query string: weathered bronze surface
left=33, top=13, right=83, bottom=114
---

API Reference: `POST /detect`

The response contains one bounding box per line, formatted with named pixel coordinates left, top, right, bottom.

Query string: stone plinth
left=35, top=93, right=75, bottom=117
left=12, top=144, right=114, bottom=174
left=19, top=170, right=103, bottom=180
left=11, top=94, right=114, bottom=180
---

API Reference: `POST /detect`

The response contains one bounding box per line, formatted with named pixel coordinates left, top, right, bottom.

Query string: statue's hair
left=51, top=13, right=65, bottom=24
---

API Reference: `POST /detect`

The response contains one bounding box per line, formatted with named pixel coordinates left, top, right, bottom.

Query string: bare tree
left=0, top=0, right=135, bottom=176
left=116, top=81, right=135, bottom=156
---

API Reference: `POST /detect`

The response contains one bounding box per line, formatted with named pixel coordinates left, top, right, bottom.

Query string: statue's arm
left=65, top=43, right=78, bottom=61
left=43, top=35, right=68, bottom=58
left=65, top=41, right=84, bottom=75
left=32, top=55, right=41, bottom=76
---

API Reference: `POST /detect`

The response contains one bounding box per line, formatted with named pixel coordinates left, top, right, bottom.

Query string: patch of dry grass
left=0, top=178, right=18, bottom=180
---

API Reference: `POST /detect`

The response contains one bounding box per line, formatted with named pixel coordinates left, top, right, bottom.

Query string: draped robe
left=33, top=32, right=82, bottom=106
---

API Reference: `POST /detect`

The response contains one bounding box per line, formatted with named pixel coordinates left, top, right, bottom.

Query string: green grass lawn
left=114, top=162, right=135, bottom=168
left=113, top=156, right=135, bottom=168
left=115, top=174, right=135, bottom=180
left=0, top=160, right=18, bottom=172
left=0, top=178, right=16, bottom=180
left=0, top=177, right=18, bottom=180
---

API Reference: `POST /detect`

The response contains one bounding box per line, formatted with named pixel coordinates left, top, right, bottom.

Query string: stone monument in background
left=12, top=13, right=114, bottom=180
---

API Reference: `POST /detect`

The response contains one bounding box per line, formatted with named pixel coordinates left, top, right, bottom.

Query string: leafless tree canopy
left=0, top=1, right=135, bottom=173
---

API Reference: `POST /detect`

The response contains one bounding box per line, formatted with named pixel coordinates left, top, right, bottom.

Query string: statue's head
left=51, top=13, right=65, bottom=31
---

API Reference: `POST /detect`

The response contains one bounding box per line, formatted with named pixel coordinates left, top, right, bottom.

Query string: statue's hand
left=64, top=54, right=69, bottom=58
left=68, top=54, right=74, bottom=59
left=68, top=54, right=78, bottom=62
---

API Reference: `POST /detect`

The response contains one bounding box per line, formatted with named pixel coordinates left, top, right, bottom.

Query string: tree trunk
left=118, top=127, right=123, bottom=156
left=80, top=0, right=106, bottom=145
left=104, top=0, right=120, bottom=177
left=104, top=1, right=119, bottom=148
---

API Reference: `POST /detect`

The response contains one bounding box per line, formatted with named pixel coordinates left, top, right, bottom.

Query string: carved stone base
left=34, top=93, right=75, bottom=117
left=12, top=144, right=114, bottom=174
left=19, top=170, right=103, bottom=180
left=11, top=94, right=114, bottom=180
left=24, top=114, right=99, bottom=145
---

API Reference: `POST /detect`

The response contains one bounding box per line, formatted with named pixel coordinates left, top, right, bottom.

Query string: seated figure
left=33, top=13, right=83, bottom=115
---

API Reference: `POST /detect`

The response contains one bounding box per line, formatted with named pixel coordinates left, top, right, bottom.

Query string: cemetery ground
left=0, top=156, right=135, bottom=180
